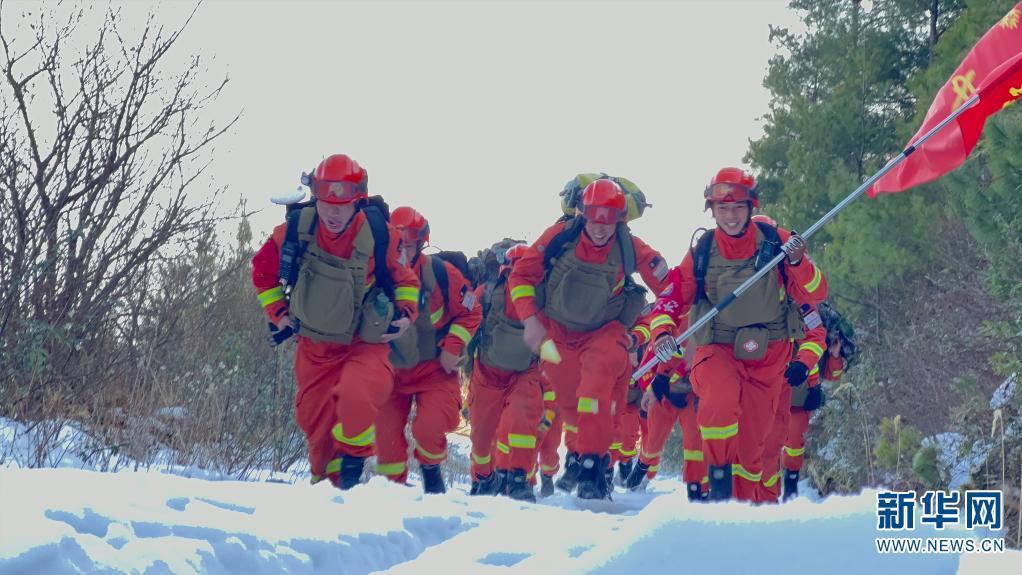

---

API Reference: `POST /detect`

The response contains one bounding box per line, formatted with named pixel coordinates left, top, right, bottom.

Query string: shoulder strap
left=425, top=254, right=449, bottom=310
left=361, top=204, right=395, bottom=299
left=615, top=223, right=635, bottom=276
left=692, top=228, right=714, bottom=302
left=754, top=221, right=787, bottom=285
left=296, top=206, right=318, bottom=241
left=279, top=206, right=318, bottom=286
left=542, top=217, right=585, bottom=270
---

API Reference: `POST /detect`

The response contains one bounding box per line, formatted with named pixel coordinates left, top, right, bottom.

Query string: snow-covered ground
left=2, top=418, right=1020, bottom=574
left=2, top=467, right=1020, bottom=574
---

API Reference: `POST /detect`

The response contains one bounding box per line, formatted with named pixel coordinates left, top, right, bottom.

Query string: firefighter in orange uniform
left=466, top=243, right=554, bottom=502
left=374, top=207, right=482, bottom=494
left=644, top=167, right=827, bottom=502
left=509, top=178, right=670, bottom=499
left=250, top=154, right=420, bottom=490
left=782, top=319, right=847, bottom=500
left=626, top=323, right=708, bottom=501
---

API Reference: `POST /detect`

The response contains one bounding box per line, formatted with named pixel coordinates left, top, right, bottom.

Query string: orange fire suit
left=468, top=275, right=557, bottom=482
left=509, top=220, right=669, bottom=457
left=251, top=211, right=420, bottom=487
left=643, top=226, right=827, bottom=502
left=375, top=256, right=481, bottom=482
left=612, top=398, right=642, bottom=467
left=758, top=323, right=827, bottom=503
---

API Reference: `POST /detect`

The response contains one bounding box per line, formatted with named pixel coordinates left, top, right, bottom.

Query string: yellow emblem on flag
left=999, top=7, right=1019, bottom=29
left=951, top=70, right=977, bottom=109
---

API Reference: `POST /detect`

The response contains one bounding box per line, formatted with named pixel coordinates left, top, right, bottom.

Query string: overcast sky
left=11, top=0, right=803, bottom=268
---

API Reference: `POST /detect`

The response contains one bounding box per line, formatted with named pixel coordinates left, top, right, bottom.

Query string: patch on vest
left=801, top=304, right=823, bottom=330
left=659, top=283, right=674, bottom=297
left=462, top=289, right=477, bottom=310
left=650, top=256, right=669, bottom=281
left=742, top=339, right=760, bottom=354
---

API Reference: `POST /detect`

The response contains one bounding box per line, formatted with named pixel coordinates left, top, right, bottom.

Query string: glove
left=781, top=232, right=807, bottom=265
left=653, top=335, right=678, bottom=364
left=651, top=374, right=670, bottom=403
left=538, top=408, right=556, bottom=433
left=803, top=386, right=825, bottom=411
left=667, top=389, right=688, bottom=409
left=667, top=377, right=692, bottom=409
left=784, top=362, right=809, bottom=387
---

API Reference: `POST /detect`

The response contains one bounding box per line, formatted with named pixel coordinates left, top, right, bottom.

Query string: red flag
left=868, top=2, right=1022, bottom=197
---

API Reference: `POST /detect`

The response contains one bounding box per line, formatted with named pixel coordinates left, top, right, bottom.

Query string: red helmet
left=580, top=179, right=627, bottom=224
left=503, top=243, right=528, bottom=265
left=751, top=214, right=776, bottom=227
left=704, top=167, right=758, bottom=208
left=391, top=206, right=430, bottom=245
left=499, top=243, right=528, bottom=273
left=311, top=154, right=368, bottom=204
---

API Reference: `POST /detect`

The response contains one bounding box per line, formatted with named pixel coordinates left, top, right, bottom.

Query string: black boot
left=338, top=456, right=366, bottom=490
left=555, top=452, right=581, bottom=493
left=470, top=471, right=502, bottom=496
left=604, top=464, right=615, bottom=493
left=576, top=453, right=612, bottom=500
left=617, top=460, right=634, bottom=487
left=421, top=463, right=446, bottom=494
left=540, top=474, right=555, bottom=498
left=507, top=469, right=537, bottom=502
left=687, top=481, right=708, bottom=502
left=707, top=464, right=732, bottom=501
left=782, top=469, right=799, bottom=502
left=493, top=468, right=509, bottom=496
left=625, top=460, right=650, bottom=491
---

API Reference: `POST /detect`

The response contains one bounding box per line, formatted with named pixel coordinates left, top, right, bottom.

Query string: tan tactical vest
left=539, top=236, right=643, bottom=333
left=288, top=208, right=393, bottom=344
left=689, top=226, right=803, bottom=349
left=478, top=278, right=536, bottom=372
left=389, top=255, right=443, bottom=369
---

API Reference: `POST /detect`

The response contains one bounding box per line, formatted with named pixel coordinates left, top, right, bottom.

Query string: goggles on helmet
left=395, top=225, right=428, bottom=245
left=581, top=204, right=625, bottom=224
left=312, top=179, right=365, bottom=204
left=704, top=183, right=754, bottom=204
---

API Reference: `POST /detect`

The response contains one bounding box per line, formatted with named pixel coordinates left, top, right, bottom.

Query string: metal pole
left=632, top=93, right=980, bottom=381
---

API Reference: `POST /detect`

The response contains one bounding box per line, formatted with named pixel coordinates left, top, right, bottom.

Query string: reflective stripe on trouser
left=757, top=384, right=792, bottom=504
left=612, top=401, right=641, bottom=464
left=494, top=413, right=512, bottom=470
left=688, top=341, right=791, bottom=503
left=375, top=359, right=461, bottom=483
left=543, top=319, right=629, bottom=455
left=293, top=338, right=394, bottom=485
left=640, top=398, right=680, bottom=477
left=678, top=396, right=708, bottom=485
left=783, top=407, right=811, bottom=472
left=537, top=411, right=562, bottom=476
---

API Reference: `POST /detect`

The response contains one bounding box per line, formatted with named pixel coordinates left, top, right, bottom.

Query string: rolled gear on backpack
left=559, top=173, right=651, bottom=222
left=818, top=302, right=857, bottom=369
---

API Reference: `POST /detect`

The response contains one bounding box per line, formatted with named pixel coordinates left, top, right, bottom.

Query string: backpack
left=419, top=250, right=473, bottom=312
left=559, top=173, right=651, bottom=222
left=278, top=195, right=395, bottom=299
left=691, top=221, right=785, bottom=304
left=818, top=302, right=857, bottom=370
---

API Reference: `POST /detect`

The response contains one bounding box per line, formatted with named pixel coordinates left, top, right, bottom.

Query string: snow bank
left=2, top=468, right=1019, bottom=575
